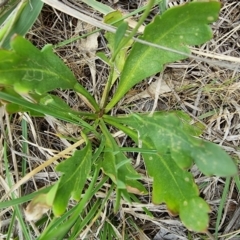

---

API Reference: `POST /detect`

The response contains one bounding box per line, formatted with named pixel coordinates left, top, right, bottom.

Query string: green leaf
left=105, top=111, right=237, bottom=231
left=114, top=21, right=128, bottom=51
left=123, top=112, right=237, bottom=176
left=0, top=0, right=43, bottom=49
left=80, top=0, right=113, bottom=14
left=52, top=141, right=92, bottom=216
left=100, top=120, right=147, bottom=196
left=106, top=1, right=221, bottom=111
left=0, top=35, right=77, bottom=94
left=39, top=164, right=103, bottom=240
left=0, top=0, right=19, bottom=27
left=191, top=141, right=237, bottom=176
left=46, top=182, right=60, bottom=206
left=96, top=52, right=111, bottom=65
left=39, top=94, right=76, bottom=112
left=104, top=11, right=133, bottom=85
left=141, top=151, right=210, bottom=232
left=0, top=86, right=43, bottom=115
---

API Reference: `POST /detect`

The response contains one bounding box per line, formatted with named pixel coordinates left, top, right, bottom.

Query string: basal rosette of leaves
left=0, top=0, right=237, bottom=236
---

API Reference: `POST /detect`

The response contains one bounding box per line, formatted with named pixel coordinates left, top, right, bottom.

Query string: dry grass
left=0, top=0, right=240, bottom=239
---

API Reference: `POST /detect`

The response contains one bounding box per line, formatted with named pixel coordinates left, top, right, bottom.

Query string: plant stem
left=99, top=63, right=114, bottom=109
left=112, top=0, right=155, bottom=62
left=100, top=0, right=155, bottom=111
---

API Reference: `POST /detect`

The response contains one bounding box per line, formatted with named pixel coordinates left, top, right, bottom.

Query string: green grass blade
left=0, top=186, right=52, bottom=209
left=234, top=175, right=240, bottom=192
left=0, top=0, right=19, bottom=24
left=0, top=0, right=43, bottom=49
left=214, top=177, right=231, bottom=239
left=70, top=200, right=102, bottom=238
left=83, top=0, right=163, bottom=15
left=3, top=142, right=31, bottom=240
left=0, top=92, right=97, bottom=131
left=6, top=210, right=16, bottom=240
left=21, top=117, right=28, bottom=179
left=80, top=0, right=113, bottom=14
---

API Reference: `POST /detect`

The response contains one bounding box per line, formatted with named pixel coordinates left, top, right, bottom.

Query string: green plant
left=0, top=0, right=238, bottom=238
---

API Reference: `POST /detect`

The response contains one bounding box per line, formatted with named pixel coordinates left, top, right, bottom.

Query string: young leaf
left=106, top=1, right=221, bottom=111
left=0, top=35, right=77, bottom=94
left=114, top=21, right=128, bottom=51
left=52, top=141, right=92, bottom=216
left=104, top=11, right=133, bottom=85
left=100, top=120, right=147, bottom=196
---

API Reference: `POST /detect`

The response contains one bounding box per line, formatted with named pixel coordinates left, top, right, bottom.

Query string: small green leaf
left=52, top=141, right=92, bottom=216
left=104, top=11, right=133, bottom=85
left=100, top=120, right=147, bottom=196
left=96, top=52, right=111, bottom=65
left=114, top=21, right=128, bottom=50
left=46, top=181, right=60, bottom=206
left=81, top=0, right=113, bottom=14
left=106, top=1, right=221, bottom=111
left=104, top=10, right=123, bottom=25
left=0, top=35, right=78, bottom=95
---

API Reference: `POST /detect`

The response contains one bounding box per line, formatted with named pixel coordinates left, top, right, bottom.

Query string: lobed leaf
left=180, top=197, right=210, bottom=232
left=106, top=1, right=221, bottom=111
left=113, top=112, right=237, bottom=177
left=52, top=141, right=92, bottom=216
left=100, top=120, right=147, bottom=196
left=141, top=151, right=210, bottom=232
left=107, top=111, right=237, bottom=231
left=0, top=35, right=77, bottom=95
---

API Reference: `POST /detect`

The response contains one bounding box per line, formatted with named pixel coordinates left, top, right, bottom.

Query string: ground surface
left=0, top=0, right=240, bottom=239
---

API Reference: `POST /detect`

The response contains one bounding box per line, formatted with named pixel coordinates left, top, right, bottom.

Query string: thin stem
left=111, top=0, right=155, bottom=62
left=100, top=0, right=155, bottom=110
left=99, top=63, right=114, bottom=109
